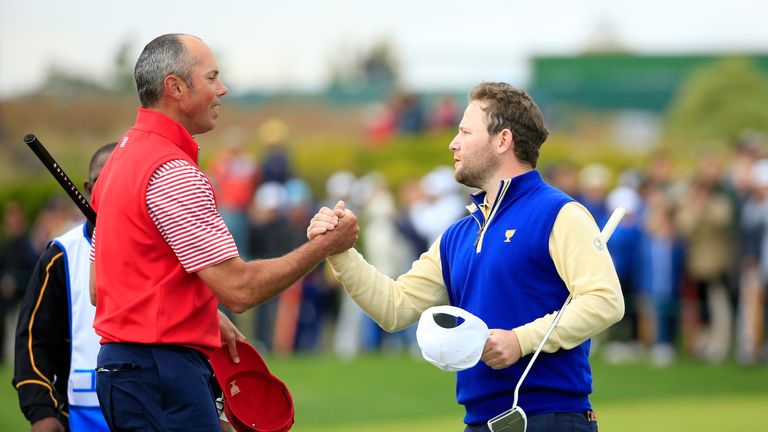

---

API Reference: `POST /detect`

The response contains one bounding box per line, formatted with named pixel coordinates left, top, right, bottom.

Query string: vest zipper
left=475, top=180, right=510, bottom=253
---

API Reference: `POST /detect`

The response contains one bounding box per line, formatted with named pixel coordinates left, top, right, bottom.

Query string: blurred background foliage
left=664, top=57, right=768, bottom=147
left=2, top=39, right=768, bottom=221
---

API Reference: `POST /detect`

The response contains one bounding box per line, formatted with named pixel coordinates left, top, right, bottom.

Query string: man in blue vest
left=309, top=82, right=624, bottom=432
left=12, top=144, right=115, bottom=432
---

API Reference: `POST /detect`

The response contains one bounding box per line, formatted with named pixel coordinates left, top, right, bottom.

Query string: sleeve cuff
left=26, top=404, right=59, bottom=424
left=326, top=248, right=352, bottom=270
left=513, top=327, right=534, bottom=357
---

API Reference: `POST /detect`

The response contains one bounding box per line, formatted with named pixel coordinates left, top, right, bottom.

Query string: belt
left=468, top=411, right=598, bottom=429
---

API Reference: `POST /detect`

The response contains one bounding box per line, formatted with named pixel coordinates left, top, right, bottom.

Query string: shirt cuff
left=512, top=326, right=534, bottom=357
left=326, top=249, right=353, bottom=270
left=26, top=404, right=59, bottom=424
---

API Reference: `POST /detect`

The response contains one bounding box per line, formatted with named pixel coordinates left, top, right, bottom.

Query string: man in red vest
left=89, top=33, right=358, bottom=431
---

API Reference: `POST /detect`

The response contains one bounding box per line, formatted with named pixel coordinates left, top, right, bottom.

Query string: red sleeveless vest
left=91, top=108, right=220, bottom=356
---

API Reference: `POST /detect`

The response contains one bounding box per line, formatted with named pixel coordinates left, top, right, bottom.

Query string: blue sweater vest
left=439, top=170, right=592, bottom=424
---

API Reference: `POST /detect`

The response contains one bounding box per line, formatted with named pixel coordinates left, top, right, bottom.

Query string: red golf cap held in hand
left=210, top=340, right=294, bottom=432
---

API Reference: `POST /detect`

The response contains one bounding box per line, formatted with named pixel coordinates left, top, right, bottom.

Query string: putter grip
left=24, top=134, right=97, bottom=225
left=600, top=207, right=626, bottom=243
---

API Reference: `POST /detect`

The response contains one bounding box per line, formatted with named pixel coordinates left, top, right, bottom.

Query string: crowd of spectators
left=2, top=128, right=767, bottom=368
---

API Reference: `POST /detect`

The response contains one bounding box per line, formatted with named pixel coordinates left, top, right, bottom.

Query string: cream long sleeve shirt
left=327, top=201, right=624, bottom=357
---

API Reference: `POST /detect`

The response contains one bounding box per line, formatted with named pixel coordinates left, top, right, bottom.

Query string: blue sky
left=1, top=0, right=767, bottom=98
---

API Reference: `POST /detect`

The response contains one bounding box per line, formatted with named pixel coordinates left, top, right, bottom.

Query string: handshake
left=306, top=200, right=360, bottom=255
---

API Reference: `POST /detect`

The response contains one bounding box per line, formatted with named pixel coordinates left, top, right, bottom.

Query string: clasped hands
left=306, top=200, right=359, bottom=249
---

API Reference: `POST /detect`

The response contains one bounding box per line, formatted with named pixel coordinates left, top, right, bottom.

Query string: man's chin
left=455, top=172, right=482, bottom=189
left=454, top=174, right=472, bottom=189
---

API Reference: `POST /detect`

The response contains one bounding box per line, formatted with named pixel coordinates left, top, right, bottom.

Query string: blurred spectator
left=728, top=132, right=765, bottom=198
left=29, top=197, right=81, bottom=254
left=247, top=182, right=304, bottom=353
left=294, top=264, right=338, bottom=354
left=603, top=186, right=643, bottom=353
left=578, top=163, right=611, bottom=227
left=281, top=178, right=334, bottom=354
left=396, top=92, right=426, bottom=134
left=394, top=179, right=430, bottom=257
left=272, top=179, right=318, bottom=356
left=637, top=188, right=686, bottom=366
left=258, top=118, right=293, bottom=184
left=411, top=166, right=467, bottom=244
left=365, top=97, right=398, bottom=145
left=737, top=159, right=768, bottom=364
left=323, top=171, right=366, bottom=360
left=676, top=167, right=735, bottom=364
left=0, top=201, right=37, bottom=362
left=646, top=151, right=675, bottom=193
left=429, top=96, right=460, bottom=131
left=545, top=161, right=581, bottom=198
left=207, top=127, right=261, bottom=257
left=358, top=173, right=417, bottom=354
left=722, top=136, right=766, bottom=365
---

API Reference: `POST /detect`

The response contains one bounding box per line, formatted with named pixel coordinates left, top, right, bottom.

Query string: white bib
left=53, top=224, right=101, bottom=408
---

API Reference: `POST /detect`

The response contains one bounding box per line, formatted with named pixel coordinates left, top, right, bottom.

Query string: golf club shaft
left=24, top=134, right=97, bottom=225
left=511, top=207, right=626, bottom=407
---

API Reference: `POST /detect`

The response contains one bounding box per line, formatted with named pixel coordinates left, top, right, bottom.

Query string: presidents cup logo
left=230, top=380, right=241, bottom=397
left=504, top=230, right=516, bottom=242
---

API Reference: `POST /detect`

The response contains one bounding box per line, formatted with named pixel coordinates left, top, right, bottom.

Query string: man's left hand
left=481, top=329, right=522, bottom=369
left=218, top=310, right=246, bottom=363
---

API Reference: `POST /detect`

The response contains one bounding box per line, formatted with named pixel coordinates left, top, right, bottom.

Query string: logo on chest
left=503, top=229, right=516, bottom=243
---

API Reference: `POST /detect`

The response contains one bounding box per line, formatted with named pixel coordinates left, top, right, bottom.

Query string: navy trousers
left=96, top=343, right=221, bottom=432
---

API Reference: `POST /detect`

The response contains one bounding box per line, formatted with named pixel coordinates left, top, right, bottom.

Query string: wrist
left=512, top=327, right=532, bottom=357
left=326, top=249, right=352, bottom=269
left=31, top=416, right=64, bottom=432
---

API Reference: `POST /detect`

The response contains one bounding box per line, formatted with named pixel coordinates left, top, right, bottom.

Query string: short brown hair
left=469, top=82, right=548, bottom=168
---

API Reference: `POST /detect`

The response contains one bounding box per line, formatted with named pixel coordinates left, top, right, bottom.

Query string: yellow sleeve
left=327, top=238, right=450, bottom=332
left=512, top=202, right=624, bottom=356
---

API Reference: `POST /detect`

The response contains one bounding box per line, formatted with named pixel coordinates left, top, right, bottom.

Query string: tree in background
left=664, top=58, right=768, bottom=148
left=37, top=64, right=109, bottom=98
left=111, top=40, right=136, bottom=95
left=327, top=39, right=400, bottom=97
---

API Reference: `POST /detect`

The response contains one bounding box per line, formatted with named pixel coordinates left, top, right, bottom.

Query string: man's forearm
left=328, top=245, right=448, bottom=332
left=201, top=213, right=359, bottom=313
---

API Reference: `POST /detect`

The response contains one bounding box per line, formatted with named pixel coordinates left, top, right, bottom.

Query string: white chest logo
left=594, top=237, right=605, bottom=250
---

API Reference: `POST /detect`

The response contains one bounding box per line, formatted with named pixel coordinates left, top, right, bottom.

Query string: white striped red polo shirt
left=90, top=160, right=238, bottom=273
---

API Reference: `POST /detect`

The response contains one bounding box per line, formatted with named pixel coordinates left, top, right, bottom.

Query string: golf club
left=487, top=207, right=626, bottom=432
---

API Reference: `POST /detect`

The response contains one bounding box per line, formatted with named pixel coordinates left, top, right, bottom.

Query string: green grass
left=268, top=354, right=462, bottom=427
left=2, top=355, right=767, bottom=431
left=1, top=364, right=25, bottom=432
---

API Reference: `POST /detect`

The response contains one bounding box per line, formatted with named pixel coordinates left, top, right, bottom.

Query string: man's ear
left=497, top=129, right=514, bottom=155
left=164, top=75, right=184, bottom=100
left=84, top=180, right=92, bottom=196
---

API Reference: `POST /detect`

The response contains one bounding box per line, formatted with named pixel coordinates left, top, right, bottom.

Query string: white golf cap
left=416, top=305, right=489, bottom=372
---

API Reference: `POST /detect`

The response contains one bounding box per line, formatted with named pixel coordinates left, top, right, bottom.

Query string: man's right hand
left=31, top=417, right=65, bottom=432
left=307, top=200, right=348, bottom=241
left=308, top=200, right=359, bottom=255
